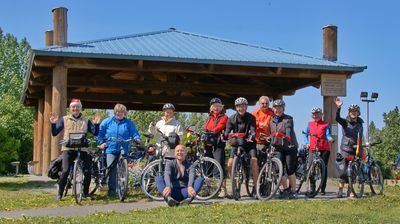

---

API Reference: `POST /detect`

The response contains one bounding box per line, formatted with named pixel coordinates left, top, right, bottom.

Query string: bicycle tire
left=193, top=157, right=224, bottom=200
left=89, top=157, right=102, bottom=196
left=369, top=163, right=384, bottom=195
left=231, top=156, right=243, bottom=201
left=245, top=164, right=255, bottom=197
left=117, top=157, right=129, bottom=201
left=348, top=161, right=365, bottom=198
left=141, top=159, right=164, bottom=201
left=256, top=157, right=283, bottom=200
left=305, top=159, right=325, bottom=198
left=73, top=159, right=84, bottom=204
left=295, top=156, right=306, bottom=193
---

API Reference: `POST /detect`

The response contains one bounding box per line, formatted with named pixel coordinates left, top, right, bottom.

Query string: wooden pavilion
left=22, top=7, right=366, bottom=175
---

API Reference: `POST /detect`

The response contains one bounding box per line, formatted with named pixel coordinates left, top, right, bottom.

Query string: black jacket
left=269, top=114, right=298, bottom=150
left=224, top=112, right=256, bottom=144
left=336, top=107, right=364, bottom=155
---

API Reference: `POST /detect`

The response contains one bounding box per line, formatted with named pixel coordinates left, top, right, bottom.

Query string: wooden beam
left=324, top=96, right=338, bottom=178
left=68, top=78, right=275, bottom=95
left=36, top=99, right=44, bottom=175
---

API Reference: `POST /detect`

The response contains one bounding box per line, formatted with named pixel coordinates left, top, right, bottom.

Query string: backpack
left=47, top=155, right=63, bottom=179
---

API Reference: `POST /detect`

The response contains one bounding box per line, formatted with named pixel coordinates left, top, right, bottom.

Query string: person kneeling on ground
left=156, top=145, right=204, bottom=206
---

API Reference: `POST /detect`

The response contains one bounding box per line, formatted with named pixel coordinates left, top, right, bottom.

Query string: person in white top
left=148, top=103, right=184, bottom=157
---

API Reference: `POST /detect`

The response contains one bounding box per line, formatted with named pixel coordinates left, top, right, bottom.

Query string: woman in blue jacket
left=97, top=104, right=141, bottom=197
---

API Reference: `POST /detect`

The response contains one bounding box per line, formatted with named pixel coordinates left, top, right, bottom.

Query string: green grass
left=0, top=176, right=147, bottom=211
left=1, top=184, right=400, bottom=223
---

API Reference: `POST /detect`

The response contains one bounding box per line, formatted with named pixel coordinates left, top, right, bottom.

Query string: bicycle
left=126, top=133, right=157, bottom=189
left=141, top=129, right=175, bottom=201
left=347, top=141, right=383, bottom=198
left=296, top=131, right=326, bottom=198
left=89, top=137, right=134, bottom=201
left=185, top=125, right=224, bottom=200
left=229, top=133, right=255, bottom=201
left=255, top=134, right=283, bottom=200
left=60, top=132, right=91, bottom=204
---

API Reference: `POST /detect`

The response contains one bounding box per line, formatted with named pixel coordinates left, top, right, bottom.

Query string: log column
left=42, top=86, right=52, bottom=175
left=36, top=98, right=44, bottom=175
left=51, top=65, right=67, bottom=160
left=323, top=25, right=339, bottom=178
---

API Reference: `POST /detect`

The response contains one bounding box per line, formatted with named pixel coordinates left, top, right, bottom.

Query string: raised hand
left=93, top=113, right=101, bottom=124
left=335, top=97, right=343, bottom=108
left=49, top=112, right=59, bottom=124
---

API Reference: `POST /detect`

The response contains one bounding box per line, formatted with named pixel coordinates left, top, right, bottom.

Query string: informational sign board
left=321, top=74, right=347, bottom=96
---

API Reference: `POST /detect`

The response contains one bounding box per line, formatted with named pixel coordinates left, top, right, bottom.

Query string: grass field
left=1, top=177, right=399, bottom=223
left=0, top=177, right=147, bottom=211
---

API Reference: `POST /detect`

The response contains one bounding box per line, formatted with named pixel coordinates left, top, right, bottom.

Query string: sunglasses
left=261, top=103, right=269, bottom=105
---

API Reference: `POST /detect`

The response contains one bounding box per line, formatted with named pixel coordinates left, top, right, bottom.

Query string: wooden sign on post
left=321, top=74, right=347, bottom=96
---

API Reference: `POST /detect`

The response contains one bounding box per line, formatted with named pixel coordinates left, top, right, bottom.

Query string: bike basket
left=167, top=132, right=180, bottom=149
left=66, top=133, right=88, bottom=148
left=201, top=132, right=218, bottom=146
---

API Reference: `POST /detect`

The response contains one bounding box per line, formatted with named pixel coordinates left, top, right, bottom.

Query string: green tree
left=0, top=28, right=33, bottom=173
left=369, top=107, right=400, bottom=178
left=0, top=126, right=20, bottom=173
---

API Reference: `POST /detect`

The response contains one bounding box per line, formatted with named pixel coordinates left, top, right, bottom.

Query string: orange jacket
left=251, top=107, right=274, bottom=144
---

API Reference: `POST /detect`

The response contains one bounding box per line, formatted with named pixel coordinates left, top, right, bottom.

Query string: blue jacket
left=97, top=116, right=141, bottom=154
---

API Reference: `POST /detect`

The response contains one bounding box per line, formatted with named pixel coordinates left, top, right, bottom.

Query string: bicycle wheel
left=141, top=159, right=164, bottom=201
left=295, top=156, right=306, bottom=193
left=305, top=159, right=325, bottom=198
left=117, top=157, right=128, bottom=201
left=72, top=159, right=84, bottom=204
left=256, top=157, right=283, bottom=200
left=369, top=163, right=384, bottom=195
left=231, top=156, right=243, bottom=200
left=245, top=163, right=255, bottom=197
left=194, top=157, right=224, bottom=200
left=348, top=161, right=365, bottom=198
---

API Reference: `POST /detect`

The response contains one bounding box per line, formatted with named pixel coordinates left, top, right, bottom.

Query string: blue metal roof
left=34, top=28, right=366, bottom=72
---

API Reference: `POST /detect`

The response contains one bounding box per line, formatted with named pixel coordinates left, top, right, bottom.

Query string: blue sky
left=1, top=0, right=398, bottom=142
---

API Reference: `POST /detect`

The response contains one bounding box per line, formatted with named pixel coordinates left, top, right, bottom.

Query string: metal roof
left=33, top=28, right=366, bottom=72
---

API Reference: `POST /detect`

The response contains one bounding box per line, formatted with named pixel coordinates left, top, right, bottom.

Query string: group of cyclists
left=50, top=94, right=366, bottom=203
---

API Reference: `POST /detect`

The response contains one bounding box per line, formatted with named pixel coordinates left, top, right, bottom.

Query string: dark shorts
left=230, top=144, right=257, bottom=158
left=275, top=147, right=297, bottom=176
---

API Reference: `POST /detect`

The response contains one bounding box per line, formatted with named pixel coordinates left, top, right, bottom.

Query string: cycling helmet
left=162, top=103, right=175, bottom=111
left=272, top=99, right=285, bottom=108
left=348, top=104, right=360, bottom=113
left=210, top=97, right=222, bottom=105
left=234, top=97, right=248, bottom=106
left=311, top=107, right=322, bottom=114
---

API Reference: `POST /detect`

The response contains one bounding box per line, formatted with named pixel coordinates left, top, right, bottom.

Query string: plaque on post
left=321, top=74, right=347, bottom=96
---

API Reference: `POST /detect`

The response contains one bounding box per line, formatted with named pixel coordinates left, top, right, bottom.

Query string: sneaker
left=179, top=197, right=193, bottom=206
left=56, top=194, right=62, bottom=201
left=84, top=193, right=94, bottom=200
left=218, top=187, right=226, bottom=198
left=320, top=190, right=326, bottom=196
left=167, top=196, right=179, bottom=207
left=288, top=190, right=297, bottom=200
left=336, top=188, right=343, bottom=198
left=279, top=188, right=290, bottom=199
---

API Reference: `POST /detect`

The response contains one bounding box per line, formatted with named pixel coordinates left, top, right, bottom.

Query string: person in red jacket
left=303, top=107, right=334, bottom=195
left=202, top=97, right=228, bottom=197
left=251, top=96, right=274, bottom=150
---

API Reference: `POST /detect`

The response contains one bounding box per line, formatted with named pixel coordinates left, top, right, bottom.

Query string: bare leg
left=251, top=157, right=259, bottom=186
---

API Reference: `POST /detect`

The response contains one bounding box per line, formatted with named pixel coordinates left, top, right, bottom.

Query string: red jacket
left=251, top=107, right=274, bottom=144
left=203, top=111, right=228, bottom=133
left=308, top=120, right=331, bottom=151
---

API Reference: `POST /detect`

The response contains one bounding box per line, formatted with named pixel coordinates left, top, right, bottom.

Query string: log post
left=45, top=30, right=54, bottom=47
left=323, top=25, right=339, bottom=178
left=36, top=98, right=44, bottom=175
left=52, top=7, right=68, bottom=47
left=42, top=86, right=52, bottom=175
left=51, top=65, right=67, bottom=160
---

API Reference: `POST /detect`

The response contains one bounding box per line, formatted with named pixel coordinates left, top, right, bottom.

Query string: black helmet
left=272, top=99, right=285, bottom=108
left=311, top=107, right=322, bottom=114
left=234, top=97, right=248, bottom=106
left=162, top=103, right=175, bottom=111
left=210, top=97, right=222, bottom=105
left=348, top=104, right=360, bottom=113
